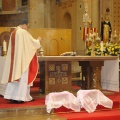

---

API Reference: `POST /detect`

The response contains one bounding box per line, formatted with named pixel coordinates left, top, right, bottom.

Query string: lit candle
left=100, top=41, right=103, bottom=52
left=86, top=34, right=88, bottom=41
left=3, top=40, right=7, bottom=51
left=89, top=33, right=92, bottom=38
left=114, top=30, right=117, bottom=36
left=93, top=28, right=94, bottom=34
left=96, top=33, right=98, bottom=37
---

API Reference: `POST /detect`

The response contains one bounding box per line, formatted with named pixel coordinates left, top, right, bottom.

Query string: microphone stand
left=61, top=38, right=77, bottom=56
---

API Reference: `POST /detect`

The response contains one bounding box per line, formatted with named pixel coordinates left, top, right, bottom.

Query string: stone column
left=29, top=0, right=45, bottom=28
left=91, top=0, right=100, bottom=33
left=44, top=0, right=56, bottom=28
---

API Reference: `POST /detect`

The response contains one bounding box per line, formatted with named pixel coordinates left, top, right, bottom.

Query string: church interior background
left=0, top=0, right=119, bottom=75
left=0, top=0, right=120, bottom=55
left=0, top=0, right=120, bottom=120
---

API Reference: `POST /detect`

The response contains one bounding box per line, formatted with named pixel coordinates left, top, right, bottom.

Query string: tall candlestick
left=3, top=40, right=7, bottom=52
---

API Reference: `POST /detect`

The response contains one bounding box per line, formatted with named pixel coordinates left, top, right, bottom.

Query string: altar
left=0, top=56, right=119, bottom=95
left=38, top=56, right=119, bottom=94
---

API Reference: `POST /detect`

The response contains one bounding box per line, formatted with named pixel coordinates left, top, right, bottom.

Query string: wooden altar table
left=38, top=56, right=119, bottom=94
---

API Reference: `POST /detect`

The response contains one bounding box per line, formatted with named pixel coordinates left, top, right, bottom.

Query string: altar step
left=0, top=86, right=120, bottom=119
left=0, top=97, right=120, bottom=119
left=0, top=86, right=120, bottom=118
left=0, top=105, right=47, bottom=118
left=0, top=73, right=117, bottom=119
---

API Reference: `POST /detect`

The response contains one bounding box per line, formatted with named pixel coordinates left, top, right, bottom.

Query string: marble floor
left=1, top=114, right=66, bottom=120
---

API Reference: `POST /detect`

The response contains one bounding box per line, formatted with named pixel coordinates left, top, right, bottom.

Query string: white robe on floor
left=77, top=89, right=113, bottom=113
left=45, top=91, right=81, bottom=113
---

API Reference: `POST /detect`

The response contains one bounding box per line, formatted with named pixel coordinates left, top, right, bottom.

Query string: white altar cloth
left=0, top=56, right=7, bottom=96
left=77, top=89, right=113, bottom=113
left=101, top=58, right=119, bottom=92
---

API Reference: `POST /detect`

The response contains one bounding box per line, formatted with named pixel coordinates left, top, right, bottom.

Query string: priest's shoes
left=10, top=100, right=24, bottom=103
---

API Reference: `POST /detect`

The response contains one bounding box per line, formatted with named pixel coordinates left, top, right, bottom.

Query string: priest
left=1, top=19, right=42, bottom=103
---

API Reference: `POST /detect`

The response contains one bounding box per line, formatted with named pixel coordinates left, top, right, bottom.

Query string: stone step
left=0, top=105, right=49, bottom=118
left=0, top=100, right=119, bottom=118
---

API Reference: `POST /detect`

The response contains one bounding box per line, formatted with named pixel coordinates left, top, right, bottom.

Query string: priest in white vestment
left=1, top=19, right=42, bottom=103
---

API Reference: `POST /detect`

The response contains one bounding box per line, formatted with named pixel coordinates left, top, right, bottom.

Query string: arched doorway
left=62, top=12, right=72, bottom=29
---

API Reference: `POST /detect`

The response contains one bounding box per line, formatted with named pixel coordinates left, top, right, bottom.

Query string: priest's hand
left=38, top=37, right=42, bottom=41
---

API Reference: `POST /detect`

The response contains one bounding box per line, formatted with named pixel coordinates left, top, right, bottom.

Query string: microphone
left=61, top=38, right=77, bottom=56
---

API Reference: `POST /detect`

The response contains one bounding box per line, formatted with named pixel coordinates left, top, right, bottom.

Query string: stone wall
left=0, top=27, right=71, bottom=56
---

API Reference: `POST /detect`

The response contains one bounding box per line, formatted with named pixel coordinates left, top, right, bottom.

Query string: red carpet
left=55, top=90, right=120, bottom=120
left=0, top=77, right=120, bottom=120
left=57, top=109, right=120, bottom=120
left=0, top=95, right=45, bottom=109
left=54, top=90, right=120, bottom=113
left=0, top=83, right=120, bottom=110
left=0, top=83, right=45, bottom=109
left=54, top=101, right=119, bottom=113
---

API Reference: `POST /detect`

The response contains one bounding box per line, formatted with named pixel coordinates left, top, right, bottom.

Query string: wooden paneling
left=0, top=27, right=71, bottom=56
left=2, top=0, right=16, bottom=11
left=0, top=13, right=28, bottom=27
left=28, top=28, right=72, bottom=56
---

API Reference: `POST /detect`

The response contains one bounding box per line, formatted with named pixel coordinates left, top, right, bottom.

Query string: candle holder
left=3, top=51, right=7, bottom=56
left=91, top=50, right=95, bottom=56
left=39, top=50, right=44, bottom=56
left=101, top=51, right=104, bottom=56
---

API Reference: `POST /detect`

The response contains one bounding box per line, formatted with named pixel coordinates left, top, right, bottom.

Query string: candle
left=3, top=40, right=7, bottom=51
left=93, top=28, right=94, bottom=34
left=115, top=30, right=116, bottom=35
left=100, top=41, right=103, bottom=52
left=89, top=33, right=92, bottom=38
left=96, top=33, right=98, bottom=37
left=86, top=34, right=88, bottom=41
